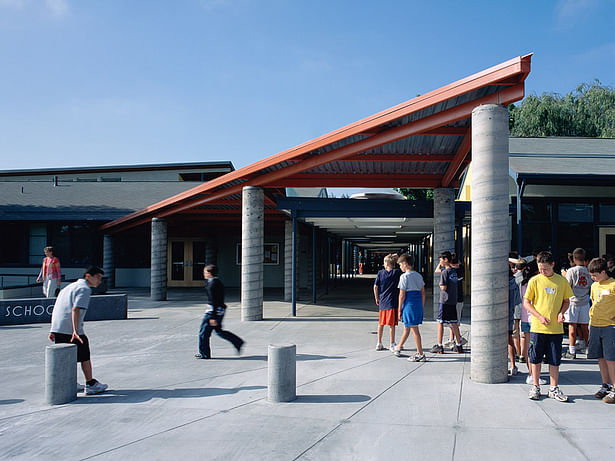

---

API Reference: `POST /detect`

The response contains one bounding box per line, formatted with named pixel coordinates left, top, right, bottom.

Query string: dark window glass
left=523, top=222, right=552, bottom=255
left=47, top=223, right=103, bottom=267
left=171, top=241, right=184, bottom=281
left=115, top=226, right=150, bottom=268
left=0, top=222, right=28, bottom=264
left=557, top=222, right=595, bottom=263
left=558, top=203, right=593, bottom=223
left=522, top=202, right=552, bottom=222
left=599, top=204, right=615, bottom=223
left=192, top=241, right=206, bottom=281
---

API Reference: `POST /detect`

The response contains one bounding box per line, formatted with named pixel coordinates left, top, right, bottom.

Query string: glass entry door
left=168, top=239, right=206, bottom=287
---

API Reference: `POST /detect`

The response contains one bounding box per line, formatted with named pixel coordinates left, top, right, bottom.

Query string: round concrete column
left=151, top=218, right=168, bottom=301
left=268, top=344, right=296, bottom=402
left=284, top=220, right=292, bottom=302
left=433, top=188, right=455, bottom=319
left=103, top=234, right=115, bottom=289
left=241, top=186, right=264, bottom=321
left=45, top=343, right=77, bottom=405
left=470, top=104, right=510, bottom=384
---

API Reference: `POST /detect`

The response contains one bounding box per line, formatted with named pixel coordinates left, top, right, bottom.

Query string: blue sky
left=1, top=0, right=614, bottom=172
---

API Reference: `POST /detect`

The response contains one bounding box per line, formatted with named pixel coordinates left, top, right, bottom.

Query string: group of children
left=509, top=249, right=615, bottom=403
left=373, top=251, right=464, bottom=363
left=373, top=248, right=615, bottom=405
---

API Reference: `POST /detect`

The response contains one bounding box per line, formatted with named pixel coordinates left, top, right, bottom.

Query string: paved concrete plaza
left=0, top=276, right=612, bottom=460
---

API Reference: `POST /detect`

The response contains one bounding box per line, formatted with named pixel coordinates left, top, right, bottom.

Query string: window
left=599, top=204, right=615, bottom=223
left=115, top=227, right=150, bottom=268
left=0, top=222, right=28, bottom=264
left=47, top=223, right=103, bottom=266
left=558, top=203, right=593, bottom=223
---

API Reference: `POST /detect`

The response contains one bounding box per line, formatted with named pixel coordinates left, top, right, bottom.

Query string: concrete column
left=45, top=344, right=77, bottom=405
left=268, top=344, right=297, bottom=402
left=241, top=186, right=264, bottom=321
left=151, top=218, right=167, bottom=301
left=470, top=104, right=510, bottom=384
left=284, top=220, right=292, bottom=302
left=103, top=234, right=115, bottom=289
left=432, top=188, right=455, bottom=319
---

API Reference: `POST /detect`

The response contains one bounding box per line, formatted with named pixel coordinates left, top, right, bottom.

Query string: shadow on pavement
left=295, top=394, right=371, bottom=404
left=0, top=399, right=25, bottom=405
left=217, top=354, right=346, bottom=361
left=74, top=386, right=266, bottom=404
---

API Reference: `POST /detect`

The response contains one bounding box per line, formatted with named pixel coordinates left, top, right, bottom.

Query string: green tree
left=509, top=80, right=615, bottom=137
left=395, top=188, right=433, bottom=200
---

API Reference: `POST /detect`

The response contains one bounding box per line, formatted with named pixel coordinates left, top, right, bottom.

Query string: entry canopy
left=101, top=54, right=532, bottom=234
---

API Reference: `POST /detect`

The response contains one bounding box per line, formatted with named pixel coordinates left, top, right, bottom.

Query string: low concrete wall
left=0, top=294, right=128, bottom=326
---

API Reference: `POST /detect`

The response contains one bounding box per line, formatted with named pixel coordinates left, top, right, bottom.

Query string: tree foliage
left=509, top=80, right=615, bottom=137
left=395, top=188, right=433, bottom=200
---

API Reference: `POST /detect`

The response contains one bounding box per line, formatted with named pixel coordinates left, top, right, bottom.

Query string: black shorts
left=53, top=333, right=91, bottom=362
left=437, top=303, right=458, bottom=323
left=528, top=332, right=562, bottom=366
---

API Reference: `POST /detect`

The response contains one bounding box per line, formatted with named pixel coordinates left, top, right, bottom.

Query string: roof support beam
left=339, top=154, right=454, bottom=162
left=266, top=174, right=442, bottom=188
left=441, top=128, right=472, bottom=187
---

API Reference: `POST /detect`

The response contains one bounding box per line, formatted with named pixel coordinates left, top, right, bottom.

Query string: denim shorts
left=587, top=325, right=615, bottom=361
left=528, top=332, right=563, bottom=366
left=521, top=321, right=531, bottom=333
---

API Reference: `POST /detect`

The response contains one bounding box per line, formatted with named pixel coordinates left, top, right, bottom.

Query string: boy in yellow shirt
left=587, top=257, right=615, bottom=404
left=523, top=251, right=574, bottom=402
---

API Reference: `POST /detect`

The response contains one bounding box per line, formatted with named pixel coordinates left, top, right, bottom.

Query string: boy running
left=587, top=257, right=615, bottom=403
left=392, top=254, right=426, bottom=361
left=523, top=251, right=573, bottom=401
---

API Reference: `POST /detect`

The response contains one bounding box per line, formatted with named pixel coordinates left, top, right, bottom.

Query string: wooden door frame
left=167, top=238, right=206, bottom=287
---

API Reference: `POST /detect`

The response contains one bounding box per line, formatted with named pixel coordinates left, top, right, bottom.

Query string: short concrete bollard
left=268, top=344, right=296, bottom=402
left=45, top=344, right=77, bottom=405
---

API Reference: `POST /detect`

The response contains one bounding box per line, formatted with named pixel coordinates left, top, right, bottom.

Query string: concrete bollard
left=268, top=344, right=296, bottom=402
left=45, top=344, right=77, bottom=405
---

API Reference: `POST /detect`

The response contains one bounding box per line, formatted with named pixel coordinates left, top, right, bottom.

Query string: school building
left=3, top=54, right=614, bottom=383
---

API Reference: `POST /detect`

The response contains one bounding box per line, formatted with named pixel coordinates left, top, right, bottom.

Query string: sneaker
left=455, top=344, right=464, bottom=354
left=562, top=350, right=576, bottom=359
left=548, top=386, right=568, bottom=402
left=603, top=391, right=615, bottom=404
left=508, top=367, right=518, bottom=376
left=375, top=343, right=384, bottom=351
left=460, top=337, right=468, bottom=346
left=392, top=348, right=401, bottom=357
left=430, top=344, right=444, bottom=354
left=594, top=384, right=613, bottom=399
left=411, top=353, right=426, bottom=362
left=518, top=356, right=526, bottom=363
left=526, top=376, right=548, bottom=385
left=443, top=339, right=455, bottom=348
left=528, top=385, right=541, bottom=400
left=85, top=380, right=108, bottom=395
left=77, top=383, right=85, bottom=392
left=194, top=353, right=210, bottom=359
left=389, top=343, right=397, bottom=352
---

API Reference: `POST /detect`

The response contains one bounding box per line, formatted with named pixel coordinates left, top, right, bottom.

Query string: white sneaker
left=389, top=343, right=397, bottom=352
left=528, top=385, right=541, bottom=400
left=525, top=375, right=548, bottom=385
left=443, top=339, right=455, bottom=348
left=85, top=381, right=108, bottom=395
left=508, top=367, right=518, bottom=376
left=392, top=348, right=401, bottom=357
left=375, top=343, right=384, bottom=351
left=548, top=386, right=568, bottom=402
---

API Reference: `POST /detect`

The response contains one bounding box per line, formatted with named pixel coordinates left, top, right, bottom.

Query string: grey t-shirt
left=50, top=279, right=91, bottom=335
left=398, top=271, right=425, bottom=292
left=565, top=265, right=591, bottom=307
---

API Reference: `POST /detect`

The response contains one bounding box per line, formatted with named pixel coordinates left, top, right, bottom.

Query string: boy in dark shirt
left=431, top=251, right=464, bottom=354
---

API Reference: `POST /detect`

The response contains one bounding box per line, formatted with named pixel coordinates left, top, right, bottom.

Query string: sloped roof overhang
left=101, top=54, right=532, bottom=234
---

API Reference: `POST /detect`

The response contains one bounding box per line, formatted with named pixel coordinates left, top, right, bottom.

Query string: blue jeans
left=198, top=313, right=243, bottom=358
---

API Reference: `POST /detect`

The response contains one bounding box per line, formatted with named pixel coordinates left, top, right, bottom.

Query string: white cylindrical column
left=241, top=186, right=264, bottom=321
left=103, top=234, right=115, bottom=289
left=151, top=218, right=168, bottom=301
left=284, top=220, right=292, bottom=302
left=45, top=344, right=77, bottom=405
left=268, top=344, right=297, bottom=402
left=433, top=188, right=455, bottom=319
left=471, top=104, right=510, bottom=384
